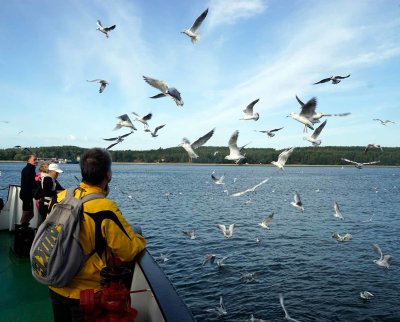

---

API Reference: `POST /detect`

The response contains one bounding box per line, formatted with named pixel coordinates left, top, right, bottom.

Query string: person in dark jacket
left=19, top=154, right=38, bottom=226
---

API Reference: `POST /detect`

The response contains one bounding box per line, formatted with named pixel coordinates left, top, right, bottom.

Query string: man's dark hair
left=80, top=148, right=112, bottom=185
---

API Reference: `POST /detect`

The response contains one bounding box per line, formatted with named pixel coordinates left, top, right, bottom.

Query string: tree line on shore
left=1, top=145, right=399, bottom=166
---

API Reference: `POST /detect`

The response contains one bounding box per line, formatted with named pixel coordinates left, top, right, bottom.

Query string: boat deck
left=0, top=230, right=53, bottom=321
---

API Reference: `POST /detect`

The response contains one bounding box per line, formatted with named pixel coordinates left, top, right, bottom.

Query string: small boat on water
left=0, top=185, right=195, bottom=322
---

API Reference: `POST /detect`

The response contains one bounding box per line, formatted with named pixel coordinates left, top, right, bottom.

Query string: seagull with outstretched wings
left=104, top=131, right=133, bottom=150
left=179, top=128, right=215, bottom=162
left=313, top=74, right=350, bottom=85
left=181, top=8, right=208, bottom=43
left=143, top=76, right=184, bottom=106
left=87, top=79, right=108, bottom=93
left=96, top=20, right=116, bottom=38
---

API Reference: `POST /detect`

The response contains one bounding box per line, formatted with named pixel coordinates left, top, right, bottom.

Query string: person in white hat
left=38, top=163, right=65, bottom=222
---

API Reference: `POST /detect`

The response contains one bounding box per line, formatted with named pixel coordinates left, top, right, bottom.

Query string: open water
left=1, top=162, right=399, bottom=322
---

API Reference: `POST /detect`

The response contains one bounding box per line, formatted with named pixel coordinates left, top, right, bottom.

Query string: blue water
left=1, top=163, right=399, bottom=321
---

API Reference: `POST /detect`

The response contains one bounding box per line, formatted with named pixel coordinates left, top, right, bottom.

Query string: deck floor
left=0, top=230, right=53, bottom=321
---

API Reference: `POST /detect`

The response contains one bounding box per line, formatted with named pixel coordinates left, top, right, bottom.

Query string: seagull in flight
left=256, top=127, right=284, bottom=138
left=279, top=294, right=301, bottom=322
left=288, top=96, right=317, bottom=131
left=240, top=271, right=263, bottom=283
left=333, top=201, right=344, bottom=220
left=96, top=20, right=116, bottom=38
left=179, top=128, right=215, bottom=162
left=146, top=124, right=166, bottom=137
left=303, top=120, right=327, bottom=146
left=216, top=256, right=229, bottom=268
left=225, top=130, right=246, bottom=163
left=258, top=213, right=274, bottom=229
left=143, top=76, right=184, bottom=106
left=216, top=224, right=235, bottom=238
left=240, top=99, right=260, bottom=121
left=103, top=131, right=133, bottom=150
left=332, top=232, right=352, bottom=242
left=114, top=114, right=137, bottom=131
left=181, top=8, right=208, bottom=43
left=341, top=158, right=380, bottom=169
left=291, top=192, right=304, bottom=212
left=182, top=230, right=196, bottom=240
left=202, top=254, right=217, bottom=266
left=132, top=112, right=152, bottom=129
left=87, top=79, right=108, bottom=93
left=364, top=144, right=383, bottom=153
left=211, top=172, right=225, bottom=185
left=230, top=178, right=270, bottom=197
left=372, top=242, right=392, bottom=270
left=271, top=147, right=295, bottom=170
left=313, top=74, right=350, bottom=85
left=373, top=119, right=396, bottom=126
left=360, top=291, right=374, bottom=301
left=206, top=296, right=227, bottom=317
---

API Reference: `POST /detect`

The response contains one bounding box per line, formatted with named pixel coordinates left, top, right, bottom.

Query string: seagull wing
left=191, top=128, right=214, bottom=149
left=362, top=161, right=380, bottom=165
left=313, top=77, right=332, bottom=84
left=216, top=224, right=227, bottom=235
left=341, top=158, right=358, bottom=165
left=263, top=213, right=274, bottom=224
left=294, top=192, right=302, bottom=206
left=211, top=174, right=219, bottom=183
left=300, top=97, right=317, bottom=117
left=153, top=124, right=165, bottom=135
left=97, top=20, right=103, bottom=28
left=87, top=79, right=102, bottom=82
left=143, top=76, right=169, bottom=93
left=142, top=113, right=153, bottom=121
left=330, top=112, right=351, bottom=117
left=228, top=130, right=240, bottom=152
left=278, top=147, right=294, bottom=165
left=103, top=136, right=119, bottom=141
left=104, top=25, right=116, bottom=32
left=311, top=119, right=327, bottom=139
left=150, top=93, right=167, bottom=99
left=120, top=131, right=134, bottom=139
left=106, top=141, right=120, bottom=150
left=228, top=224, right=235, bottom=235
left=270, top=127, right=284, bottom=133
left=372, top=243, right=383, bottom=260
left=190, top=8, right=208, bottom=32
left=295, top=95, right=305, bottom=107
left=243, top=98, right=259, bottom=115
left=251, top=178, right=270, bottom=191
left=335, top=74, right=351, bottom=79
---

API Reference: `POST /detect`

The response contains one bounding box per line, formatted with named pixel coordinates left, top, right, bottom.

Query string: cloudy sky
left=1, top=0, right=399, bottom=151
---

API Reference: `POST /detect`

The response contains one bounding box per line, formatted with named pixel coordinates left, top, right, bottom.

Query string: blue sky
left=1, top=0, right=399, bottom=151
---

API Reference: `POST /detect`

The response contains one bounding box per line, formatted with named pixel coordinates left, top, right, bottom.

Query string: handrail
left=136, top=250, right=196, bottom=322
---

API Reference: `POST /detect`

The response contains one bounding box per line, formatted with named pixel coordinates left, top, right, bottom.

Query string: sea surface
left=1, top=163, right=399, bottom=322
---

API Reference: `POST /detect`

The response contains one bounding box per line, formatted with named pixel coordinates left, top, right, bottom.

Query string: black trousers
left=49, top=289, right=85, bottom=322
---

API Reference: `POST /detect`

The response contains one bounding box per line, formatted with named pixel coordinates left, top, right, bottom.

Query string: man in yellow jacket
left=48, top=148, right=146, bottom=322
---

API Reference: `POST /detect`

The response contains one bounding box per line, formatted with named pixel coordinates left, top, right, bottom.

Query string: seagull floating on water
left=206, top=296, right=227, bottom=317
left=373, top=119, right=396, bottom=126
left=225, top=130, right=246, bottom=163
left=313, top=74, right=350, bottom=85
left=114, top=114, right=137, bottom=131
left=96, top=20, right=116, bottom=38
left=216, top=224, right=235, bottom=238
left=291, top=192, right=304, bottom=212
left=258, top=213, right=274, bottom=229
left=341, top=158, right=380, bottom=169
left=271, top=147, right=295, bottom=170
left=179, top=128, right=215, bottom=162
left=132, top=112, right=152, bottom=129
left=230, top=178, right=270, bottom=197
left=240, top=99, right=260, bottom=121
left=256, top=127, right=284, bottom=138
left=181, top=8, right=208, bottom=43
left=183, top=230, right=196, bottom=240
left=87, top=79, right=108, bottom=93
left=279, top=293, right=301, bottom=322
left=332, top=232, right=352, bottom=242
left=333, top=201, right=344, bottom=220
left=143, top=76, right=184, bottom=106
left=240, top=271, right=263, bottom=283
left=303, top=120, right=327, bottom=146
left=360, top=291, right=374, bottom=301
left=103, top=131, right=133, bottom=150
left=372, top=242, right=392, bottom=270
left=364, top=144, right=383, bottom=153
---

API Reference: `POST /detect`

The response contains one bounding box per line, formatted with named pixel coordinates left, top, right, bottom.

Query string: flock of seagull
left=82, top=8, right=397, bottom=321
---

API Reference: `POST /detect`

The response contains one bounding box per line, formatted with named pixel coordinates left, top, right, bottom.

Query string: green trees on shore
left=0, top=145, right=398, bottom=165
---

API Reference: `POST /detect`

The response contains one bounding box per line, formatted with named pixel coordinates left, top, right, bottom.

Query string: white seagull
left=291, top=192, right=304, bottom=212
left=96, top=20, right=116, bottom=38
left=114, top=114, right=137, bottom=131
left=183, top=230, right=196, bottom=240
left=230, top=178, right=270, bottom=197
left=373, top=119, right=396, bottom=126
left=181, top=8, right=208, bottom=43
left=179, top=128, right=215, bottom=162
left=211, top=172, right=225, bottom=185
left=372, top=242, right=392, bottom=270
left=87, top=79, right=108, bottom=93
left=271, top=147, right=295, bottom=170
left=258, top=213, right=274, bottom=229
left=360, top=291, right=374, bottom=300
left=332, top=232, right=352, bottom=242
left=206, top=296, right=227, bottom=317
left=333, top=201, right=344, bottom=220
left=256, top=127, right=284, bottom=138
left=303, top=120, right=327, bottom=146
left=313, top=74, right=350, bottom=85
left=240, top=99, right=260, bottom=121
left=103, top=131, right=133, bottom=150
left=364, top=144, right=383, bottom=153
left=146, top=124, right=166, bottom=137
left=143, top=76, right=184, bottom=106
left=216, top=224, right=235, bottom=238
left=341, top=158, right=380, bottom=169
left=288, top=96, right=316, bottom=131
left=225, top=130, right=246, bottom=163
left=279, top=294, right=301, bottom=322
left=132, top=112, right=152, bottom=129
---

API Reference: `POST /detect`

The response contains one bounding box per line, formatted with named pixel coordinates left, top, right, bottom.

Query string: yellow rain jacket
left=48, top=182, right=146, bottom=299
